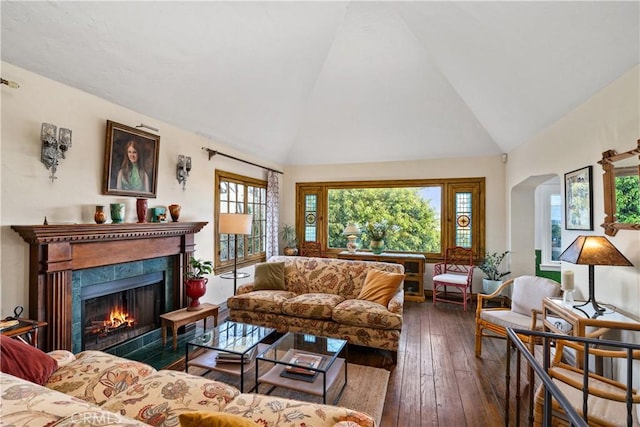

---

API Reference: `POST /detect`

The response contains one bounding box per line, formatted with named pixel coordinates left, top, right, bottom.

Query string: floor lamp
left=219, top=213, right=253, bottom=295
left=559, top=235, right=633, bottom=317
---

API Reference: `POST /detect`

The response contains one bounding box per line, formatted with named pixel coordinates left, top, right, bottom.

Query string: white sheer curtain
left=266, top=171, right=280, bottom=258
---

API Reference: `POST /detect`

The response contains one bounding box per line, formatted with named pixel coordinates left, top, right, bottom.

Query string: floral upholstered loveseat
left=0, top=340, right=374, bottom=427
left=227, top=256, right=404, bottom=354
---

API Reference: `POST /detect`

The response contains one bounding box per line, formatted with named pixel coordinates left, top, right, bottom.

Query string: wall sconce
left=176, top=155, right=191, bottom=190
left=41, top=123, right=72, bottom=181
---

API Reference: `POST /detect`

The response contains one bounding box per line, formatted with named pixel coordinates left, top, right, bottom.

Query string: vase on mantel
left=136, top=198, right=148, bottom=223
left=168, top=204, right=181, bottom=222
left=94, top=205, right=106, bottom=224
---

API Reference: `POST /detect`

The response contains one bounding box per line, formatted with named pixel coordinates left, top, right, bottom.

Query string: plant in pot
left=479, top=251, right=511, bottom=295
left=185, top=257, right=213, bottom=311
left=280, top=224, right=299, bottom=256
left=365, top=220, right=399, bottom=254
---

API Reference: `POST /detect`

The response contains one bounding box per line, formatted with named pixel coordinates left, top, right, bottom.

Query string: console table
left=337, top=251, right=426, bottom=302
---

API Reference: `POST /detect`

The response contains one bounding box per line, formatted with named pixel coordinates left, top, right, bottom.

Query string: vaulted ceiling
left=2, top=1, right=638, bottom=166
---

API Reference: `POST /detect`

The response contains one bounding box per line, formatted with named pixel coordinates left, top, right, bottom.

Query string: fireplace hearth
left=81, top=272, right=164, bottom=351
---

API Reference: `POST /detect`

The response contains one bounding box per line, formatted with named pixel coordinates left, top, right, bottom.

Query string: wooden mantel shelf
left=12, top=221, right=208, bottom=244
left=11, top=221, right=209, bottom=352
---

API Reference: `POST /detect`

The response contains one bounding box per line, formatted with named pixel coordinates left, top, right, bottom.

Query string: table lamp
left=219, top=213, right=253, bottom=295
left=343, top=223, right=361, bottom=253
left=559, top=235, right=633, bottom=316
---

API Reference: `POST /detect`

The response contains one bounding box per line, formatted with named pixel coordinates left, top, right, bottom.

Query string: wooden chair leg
left=475, top=324, right=483, bottom=357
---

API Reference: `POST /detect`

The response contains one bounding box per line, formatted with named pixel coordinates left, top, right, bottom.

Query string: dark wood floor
left=347, top=300, right=529, bottom=427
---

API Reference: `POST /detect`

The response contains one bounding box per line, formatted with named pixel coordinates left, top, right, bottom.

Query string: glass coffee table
left=255, top=332, right=348, bottom=404
left=186, top=321, right=275, bottom=392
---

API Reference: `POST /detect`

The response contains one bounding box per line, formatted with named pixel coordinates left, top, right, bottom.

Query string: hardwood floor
left=348, top=300, right=529, bottom=427
left=166, top=301, right=530, bottom=426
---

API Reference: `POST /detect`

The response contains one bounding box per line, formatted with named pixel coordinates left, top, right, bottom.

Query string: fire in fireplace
left=81, top=272, right=165, bottom=351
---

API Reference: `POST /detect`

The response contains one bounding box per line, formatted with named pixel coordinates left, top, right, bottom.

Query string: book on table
left=280, top=352, right=324, bottom=381
left=215, top=345, right=256, bottom=364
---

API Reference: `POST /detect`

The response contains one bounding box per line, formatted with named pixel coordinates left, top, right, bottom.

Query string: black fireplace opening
left=81, top=272, right=165, bottom=351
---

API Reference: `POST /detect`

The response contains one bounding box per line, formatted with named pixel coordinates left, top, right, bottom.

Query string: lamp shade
left=343, top=223, right=361, bottom=236
left=559, top=235, right=632, bottom=266
left=219, top=213, right=252, bottom=235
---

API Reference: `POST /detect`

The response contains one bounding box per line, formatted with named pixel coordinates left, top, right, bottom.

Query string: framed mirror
left=599, top=140, right=640, bottom=235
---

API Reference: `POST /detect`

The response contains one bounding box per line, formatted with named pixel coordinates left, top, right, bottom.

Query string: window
left=537, top=180, right=562, bottom=271
left=296, top=178, right=485, bottom=261
left=215, top=170, right=267, bottom=273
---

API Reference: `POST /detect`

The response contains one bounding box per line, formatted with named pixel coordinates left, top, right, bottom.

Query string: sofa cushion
left=222, top=393, right=375, bottom=427
left=281, top=293, right=345, bottom=320
left=227, top=290, right=296, bottom=314
left=0, top=372, right=148, bottom=427
left=101, top=370, right=240, bottom=425
left=179, top=411, right=259, bottom=427
left=357, top=269, right=404, bottom=306
left=46, top=350, right=156, bottom=405
left=332, top=299, right=403, bottom=330
left=253, top=261, right=285, bottom=290
left=0, top=335, right=58, bottom=385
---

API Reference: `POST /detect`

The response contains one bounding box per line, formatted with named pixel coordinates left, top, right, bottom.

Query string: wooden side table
left=542, top=296, right=640, bottom=369
left=1, top=318, right=47, bottom=348
left=160, top=303, right=219, bottom=351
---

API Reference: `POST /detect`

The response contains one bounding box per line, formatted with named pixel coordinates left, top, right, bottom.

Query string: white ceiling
left=2, top=1, right=638, bottom=166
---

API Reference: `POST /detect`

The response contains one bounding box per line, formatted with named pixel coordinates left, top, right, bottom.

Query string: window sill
left=539, top=263, right=561, bottom=272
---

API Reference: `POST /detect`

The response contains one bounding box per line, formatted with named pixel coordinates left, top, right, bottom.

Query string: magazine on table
left=286, top=352, right=323, bottom=374
left=215, top=346, right=256, bottom=364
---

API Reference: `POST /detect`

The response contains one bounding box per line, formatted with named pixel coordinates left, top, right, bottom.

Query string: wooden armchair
left=432, top=246, right=474, bottom=311
left=533, top=337, right=640, bottom=426
left=475, top=275, right=561, bottom=357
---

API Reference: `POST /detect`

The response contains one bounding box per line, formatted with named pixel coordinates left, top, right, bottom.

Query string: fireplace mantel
left=12, top=221, right=208, bottom=351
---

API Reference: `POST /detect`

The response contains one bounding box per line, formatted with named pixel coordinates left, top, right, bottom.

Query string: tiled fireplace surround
left=12, top=222, right=207, bottom=352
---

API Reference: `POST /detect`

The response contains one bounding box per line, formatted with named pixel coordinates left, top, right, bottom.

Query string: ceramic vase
left=168, top=204, right=181, bottom=222
left=94, top=205, right=107, bottom=224
left=110, top=203, right=125, bottom=224
left=370, top=240, right=384, bottom=254
left=136, top=198, right=148, bottom=223
left=185, top=278, right=207, bottom=311
left=482, top=278, right=503, bottom=295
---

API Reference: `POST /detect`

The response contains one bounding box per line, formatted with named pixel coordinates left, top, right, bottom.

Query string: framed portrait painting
left=564, top=165, right=593, bottom=231
left=102, top=120, right=160, bottom=198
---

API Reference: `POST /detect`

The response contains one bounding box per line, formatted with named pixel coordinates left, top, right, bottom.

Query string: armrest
left=388, top=286, right=404, bottom=315
left=477, top=279, right=514, bottom=304
left=433, top=262, right=445, bottom=276
left=235, top=282, right=255, bottom=295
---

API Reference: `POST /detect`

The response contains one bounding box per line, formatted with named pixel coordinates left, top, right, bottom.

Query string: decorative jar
left=94, top=205, right=107, bottom=224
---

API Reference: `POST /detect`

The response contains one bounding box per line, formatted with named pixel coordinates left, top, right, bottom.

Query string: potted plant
left=365, top=220, right=399, bottom=254
left=185, top=257, right=213, bottom=311
left=479, top=251, right=511, bottom=295
left=280, top=224, right=299, bottom=256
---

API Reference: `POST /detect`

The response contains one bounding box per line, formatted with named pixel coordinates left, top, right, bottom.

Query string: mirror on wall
left=599, top=140, right=640, bottom=235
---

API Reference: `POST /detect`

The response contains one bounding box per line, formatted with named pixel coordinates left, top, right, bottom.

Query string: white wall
left=282, top=156, right=508, bottom=293
left=506, top=65, right=640, bottom=319
left=0, top=62, right=280, bottom=316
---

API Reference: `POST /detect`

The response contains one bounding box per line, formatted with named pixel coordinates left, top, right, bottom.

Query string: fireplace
left=81, top=272, right=165, bottom=351
left=12, top=221, right=208, bottom=351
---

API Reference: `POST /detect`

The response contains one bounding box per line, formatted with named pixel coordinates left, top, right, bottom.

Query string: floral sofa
left=0, top=346, right=375, bottom=427
left=227, top=256, right=404, bottom=354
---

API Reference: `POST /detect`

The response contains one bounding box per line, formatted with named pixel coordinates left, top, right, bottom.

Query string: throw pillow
left=0, top=334, right=58, bottom=385
left=252, top=261, right=285, bottom=291
left=179, top=412, right=258, bottom=427
left=357, top=269, right=404, bottom=306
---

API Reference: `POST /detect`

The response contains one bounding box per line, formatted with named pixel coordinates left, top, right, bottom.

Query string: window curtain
left=266, top=171, right=279, bottom=259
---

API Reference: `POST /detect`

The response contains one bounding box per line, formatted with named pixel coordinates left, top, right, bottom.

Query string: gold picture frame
left=102, top=120, right=160, bottom=198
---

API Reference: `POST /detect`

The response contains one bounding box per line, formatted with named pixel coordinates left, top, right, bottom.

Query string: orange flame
left=105, top=306, right=134, bottom=328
